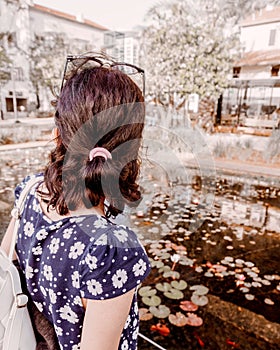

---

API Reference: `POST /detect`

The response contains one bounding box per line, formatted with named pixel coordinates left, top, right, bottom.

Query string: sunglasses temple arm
left=60, top=60, right=69, bottom=92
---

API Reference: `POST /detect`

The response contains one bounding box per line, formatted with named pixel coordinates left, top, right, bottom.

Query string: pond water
left=0, top=145, right=279, bottom=350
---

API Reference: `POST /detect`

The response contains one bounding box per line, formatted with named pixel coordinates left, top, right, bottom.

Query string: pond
left=0, top=145, right=279, bottom=350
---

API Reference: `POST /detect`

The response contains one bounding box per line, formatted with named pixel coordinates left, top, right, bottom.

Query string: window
left=269, top=29, right=276, bottom=46
left=12, top=67, right=24, bottom=81
left=233, top=67, right=241, bottom=78
left=271, top=65, right=280, bottom=77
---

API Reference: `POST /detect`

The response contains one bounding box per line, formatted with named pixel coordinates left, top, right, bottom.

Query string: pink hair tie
left=89, top=147, right=112, bottom=161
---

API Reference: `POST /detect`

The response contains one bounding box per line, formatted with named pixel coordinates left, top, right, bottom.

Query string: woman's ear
left=51, top=127, right=60, bottom=143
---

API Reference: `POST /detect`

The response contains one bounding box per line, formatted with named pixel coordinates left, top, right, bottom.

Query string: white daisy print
left=132, top=329, right=138, bottom=340
left=32, top=200, right=40, bottom=212
left=70, top=217, right=85, bottom=223
left=132, top=259, right=147, bottom=277
left=49, top=237, right=60, bottom=254
left=24, top=222, right=34, bottom=237
left=112, top=269, right=128, bottom=289
left=86, top=279, right=103, bottom=296
left=95, top=234, right=107, bottom=246
left=69, top=242, right=85, bottom=259
left=85, top=254, right=98, bottom=270
left=73, top=296, right=83, bottom=306
left=63, top=228, right=73, bottom=239
left=72, top=344, right=81, bottom=350
left=40, top=285, right=47, bottom=297
left=93, top=218, right=107, bottom=229
left=32, top=246, right=42, bottom=255
left=54, top=325, right=63, bottom=336
left=25, top=265, right=34, bottom=279
left=36, top=229, right=48, bottom=240
left=49, top=289, right=57, bottom=304
left=121, top=339, right=129, bottom=350
left=34, top=302, right=43, bottom=312
left=124, top=315, right=131, bottom=329
left=43, top=265, right=53, bottom=281
left=49, top=221, right=63, bottom=230
left=71, top=271, right=80, bottom=289
left=59, top=305, right=78, bottom=324
left=114, top=229, right=128, bottom=243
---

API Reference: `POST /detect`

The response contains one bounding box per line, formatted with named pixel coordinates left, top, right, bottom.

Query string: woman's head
left=45, top=56, right=145, bottom=217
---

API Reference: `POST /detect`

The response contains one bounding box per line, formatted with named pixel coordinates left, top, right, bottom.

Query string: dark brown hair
left=44, top=65, right=145, bottom=218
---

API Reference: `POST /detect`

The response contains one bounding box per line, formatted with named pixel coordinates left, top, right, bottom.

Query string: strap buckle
left=16, top=293, right=28, bottom=308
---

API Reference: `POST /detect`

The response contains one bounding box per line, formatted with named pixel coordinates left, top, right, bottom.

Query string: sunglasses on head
left=60, top=52, right=145, bottom=96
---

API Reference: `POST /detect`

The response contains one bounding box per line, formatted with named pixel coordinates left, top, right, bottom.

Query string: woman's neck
left=69, top=202, right=105, bottom=217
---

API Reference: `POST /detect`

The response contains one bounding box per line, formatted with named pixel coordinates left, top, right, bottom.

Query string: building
left=0, top=0, right=108, bottom=118
left=220, top=6, right=280, bottom=127
left=104, top=30, right=141, bottom=65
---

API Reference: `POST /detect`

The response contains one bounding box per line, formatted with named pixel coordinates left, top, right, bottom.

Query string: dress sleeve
left=79, top=225, right=151, bottom=300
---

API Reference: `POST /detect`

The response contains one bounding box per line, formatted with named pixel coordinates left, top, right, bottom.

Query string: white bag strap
left=8, top=176, right=44, bottom=261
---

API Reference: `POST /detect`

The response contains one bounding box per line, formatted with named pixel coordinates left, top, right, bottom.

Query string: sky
left=34, top=0, right=159, bottom=31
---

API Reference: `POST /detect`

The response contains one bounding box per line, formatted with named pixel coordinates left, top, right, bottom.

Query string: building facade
left=0, top=0, right=108, bottom=118
left=221, top=6, right=280, bottom=127
left=104, top=30, right=142, bottom=65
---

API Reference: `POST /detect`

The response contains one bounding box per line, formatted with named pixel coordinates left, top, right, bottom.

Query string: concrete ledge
left=204, top=295, right=280, bottom=350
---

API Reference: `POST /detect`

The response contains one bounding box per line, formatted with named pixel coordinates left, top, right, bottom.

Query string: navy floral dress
left=15, top=175, right=150, bottom=349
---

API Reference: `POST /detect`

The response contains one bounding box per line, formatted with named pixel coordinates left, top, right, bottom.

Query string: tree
left=141, top=0, right=280, bottom=111
left=141, top=0, right=239, bottom=112
left=29, top=32, right=89, bottom=110
left=29, top=32, right=69, bottom=109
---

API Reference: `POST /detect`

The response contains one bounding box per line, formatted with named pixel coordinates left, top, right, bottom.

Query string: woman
left=1, top=53, right=150, bottom=349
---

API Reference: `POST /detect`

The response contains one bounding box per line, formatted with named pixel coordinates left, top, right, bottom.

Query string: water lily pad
left=158, top=265, right=171, bottom=274
left=180, top=300, right=198, bottom=312
left=224, top=256, right=234, bottom=262
left=142, top=295, right=161, bottom=307
left=164, top=288, right=184, bottom=300
left=185, top=312, right=203, bottom=326
left=163, top=271, right=180, bottom=279
left=245, top=294, right=255, bottom=300
left=155, top=282, right=171, bottom=293
left=139, top=308, right=153, bottom=321
left=159, top=252, right=171, bottom=260
left=168, top=312, right=188, bottom=327
left=261, top=279, right=271, bottom=286
left=189, top=285, right=209, bottom=296
left=138, top=286, right=157, bottom=297
left=252, top=282, right=262, bottom=288
left=149, top=305, right=171, bottom=318
left=264, top=298, right=274, bottom=305
left=150, top=243, right=163, bottom=249
left=191, top=294, right=209, bottom=306
left=150, top=260, right=164, bottom=268
left=179, top=256, right=194, bottom=266
left=171, top=280, right=188, bottom=290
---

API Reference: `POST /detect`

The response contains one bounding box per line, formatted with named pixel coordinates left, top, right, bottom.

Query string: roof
left=241, top=6, right=280, bottom=27
left=235, top=49, right=280, bottom=66
left=32, top=3, right=108, bottom=31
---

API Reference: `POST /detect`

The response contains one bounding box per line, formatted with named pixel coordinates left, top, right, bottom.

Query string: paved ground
left=0, top=117, right=279, bottom=179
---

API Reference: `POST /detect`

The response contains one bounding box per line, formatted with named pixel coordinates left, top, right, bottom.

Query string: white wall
left=241, top=22, right=280, bottom=52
